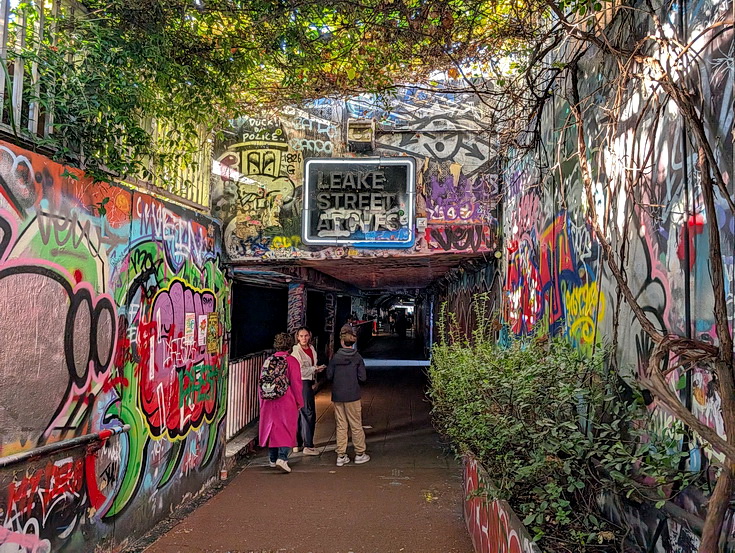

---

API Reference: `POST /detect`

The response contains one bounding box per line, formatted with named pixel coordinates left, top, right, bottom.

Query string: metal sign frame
left=302, top=157, right=416, bottom=247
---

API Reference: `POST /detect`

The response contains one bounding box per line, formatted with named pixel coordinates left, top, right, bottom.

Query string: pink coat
left=258, top=352, right=304, bottom=448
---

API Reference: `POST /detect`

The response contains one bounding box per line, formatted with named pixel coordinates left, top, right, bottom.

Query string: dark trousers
left=268, top=447, right=290, bottom=462
left=297, top=379, right=316, bottom=448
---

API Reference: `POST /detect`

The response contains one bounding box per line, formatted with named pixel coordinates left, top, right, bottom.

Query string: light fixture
left=346, top=119, right=375, bottom=153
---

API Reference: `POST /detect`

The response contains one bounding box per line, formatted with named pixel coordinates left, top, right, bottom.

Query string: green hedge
left=428, top=321, right=692, bottom=551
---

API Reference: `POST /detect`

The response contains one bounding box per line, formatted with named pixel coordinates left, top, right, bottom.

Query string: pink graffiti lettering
left=139, top=280, right=219, bottom=439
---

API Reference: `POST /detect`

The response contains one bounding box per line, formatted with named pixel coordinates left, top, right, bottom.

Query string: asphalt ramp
left=143, top=367, right=473, bottom=553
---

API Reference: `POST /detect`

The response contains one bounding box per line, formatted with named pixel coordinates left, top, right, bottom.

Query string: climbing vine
left=5, top=0, right=547, bottom=185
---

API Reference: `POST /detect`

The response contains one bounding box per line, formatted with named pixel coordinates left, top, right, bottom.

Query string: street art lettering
left=287, top=283, right=307, bottom=333
left=291, top=116, right=339, bottom=139
left=426, top=174, right=492, bottom=224
left=134, top=195, right=211, bottom=270
left=289, top=138, right=333, bottom=155
left=0, top=140, right=228, bottom=551
left=5, top=457, right=85, bottom=526
left=284, top=152, right=302, bottom=176
left=324, top=293, right=336, bottom=333
left=427, top=224, right=498, bottom=253
left=564, top=282, right=605, bottom=356
left=139, top=279, right=219, bottom=440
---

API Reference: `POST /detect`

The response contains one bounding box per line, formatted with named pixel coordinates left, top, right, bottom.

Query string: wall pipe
left=0, top=425, right=130, bottom=469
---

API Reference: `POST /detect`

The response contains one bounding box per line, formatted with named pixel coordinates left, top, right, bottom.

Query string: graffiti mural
left=499, top=0, right=733, bottom=549
left=212, top=92, right=502, bottom=263
left=287, top=282, right=307, bottom=333
left=0, top=141, right=229, bottom=552
left=463, top=456, right=539, bottom=553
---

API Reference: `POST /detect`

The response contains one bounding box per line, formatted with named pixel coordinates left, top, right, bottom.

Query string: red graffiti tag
left=6, top=458, right=85, bottom=522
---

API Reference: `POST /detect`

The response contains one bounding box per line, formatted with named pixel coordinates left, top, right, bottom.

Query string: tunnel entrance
left=224, top=243, right=500, bottom=451
left=228, top=252, right=499, bottom=367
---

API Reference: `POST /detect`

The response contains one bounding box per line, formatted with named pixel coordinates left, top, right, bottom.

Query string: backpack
left=259, top=354, right=290, bottom=400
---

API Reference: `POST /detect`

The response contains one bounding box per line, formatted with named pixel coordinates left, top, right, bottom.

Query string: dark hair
left=295, top=326, right=312, bottom=336
left=273, top=332, right=294, bottom=351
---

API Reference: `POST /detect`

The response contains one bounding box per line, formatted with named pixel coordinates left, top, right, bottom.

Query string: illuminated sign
left=302, top=158, right=415, bottom=246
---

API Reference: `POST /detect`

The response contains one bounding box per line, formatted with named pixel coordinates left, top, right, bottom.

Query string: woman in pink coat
left=259, top=332, right=304, bottom=473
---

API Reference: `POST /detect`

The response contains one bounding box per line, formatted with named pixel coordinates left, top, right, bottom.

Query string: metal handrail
left=0, top=424, right=130, bottom=469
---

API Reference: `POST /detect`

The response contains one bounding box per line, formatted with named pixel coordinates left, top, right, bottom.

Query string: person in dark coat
left=326, top=325, right=370, bottom=467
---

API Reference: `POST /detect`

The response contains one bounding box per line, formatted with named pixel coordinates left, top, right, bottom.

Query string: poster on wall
left=207, top=312, right=219, bottom=353
left=198, top=315, right=208, bottom=346
left=302, top=157, right=416, bottom=246
left=184, top=313, right=196, bottom=345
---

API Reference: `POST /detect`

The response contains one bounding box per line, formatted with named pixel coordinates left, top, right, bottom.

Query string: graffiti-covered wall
left=0, top=141, right=230, bottom=552
left=211, top=90, right=502, bottom=264
left=501, top=0, right=733, bottom=549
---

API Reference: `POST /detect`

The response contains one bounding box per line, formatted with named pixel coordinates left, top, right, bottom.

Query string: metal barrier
left=226, top=350, right=272, bottom=441
left=0, top=424, right=130, bottom=469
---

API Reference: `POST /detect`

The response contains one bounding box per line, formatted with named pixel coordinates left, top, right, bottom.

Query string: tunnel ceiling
left=300, top=256, right=472, bottom=291
left=238, top=253, right=491, bottom=292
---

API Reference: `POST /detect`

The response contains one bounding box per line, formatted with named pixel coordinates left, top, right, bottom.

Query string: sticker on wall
left=198, top=315, right=208, bottom=346
left=184, top=313, right=196, bottom=345
left=207, top=312, right=219, bottom=353
left=302, top=157, right=416, bottom=247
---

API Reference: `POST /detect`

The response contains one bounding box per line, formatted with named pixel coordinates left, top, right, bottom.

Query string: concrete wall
left=0, top=141, right=230, bottom=552
left=211, top=91, right=502, bottom=263
left=500, top=0, right=733, bottom=549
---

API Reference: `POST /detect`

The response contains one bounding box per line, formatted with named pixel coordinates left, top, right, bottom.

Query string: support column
left=287, top=283, right=307, bottom=334
left=324, top=292, right=336, bottom=358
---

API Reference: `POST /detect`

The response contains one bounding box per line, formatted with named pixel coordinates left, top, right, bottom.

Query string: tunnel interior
left=229, top=252, right=498, bottom=366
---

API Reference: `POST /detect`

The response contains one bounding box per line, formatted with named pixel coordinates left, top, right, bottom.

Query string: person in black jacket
left=327, top=325, right=370, bottom=467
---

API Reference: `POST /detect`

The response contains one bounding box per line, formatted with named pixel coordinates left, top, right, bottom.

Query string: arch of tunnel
left=0, top=18, right=733, bottom=553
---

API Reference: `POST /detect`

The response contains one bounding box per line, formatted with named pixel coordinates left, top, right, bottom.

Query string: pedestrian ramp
left=364, top=358, right=431, bottom=367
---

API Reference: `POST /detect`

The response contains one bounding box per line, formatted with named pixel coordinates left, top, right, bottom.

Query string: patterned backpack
left=259, top=354, right=290, bottom=400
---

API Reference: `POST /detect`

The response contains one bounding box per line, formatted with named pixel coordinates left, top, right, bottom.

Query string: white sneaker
left=303, top=447, right=320, bottom=456
left=275, top=459, right=291, bottom=473
left=292, top=446, right=300, bottom=453
left=336, top=455, right=350, bottom=467
left=268, top=461, right=276, bottom=468
left=354, top=453, right=371, bottom=464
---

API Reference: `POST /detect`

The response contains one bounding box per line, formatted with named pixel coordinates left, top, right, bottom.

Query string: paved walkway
left=360, top=333, right=427, bottom=361
left=144, top=367, right=472, bottom=553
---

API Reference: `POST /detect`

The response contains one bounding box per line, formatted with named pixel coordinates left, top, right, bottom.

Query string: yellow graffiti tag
left=564, top=282, right=606, bottom=351
left=271, top=235, right=302, bottom=249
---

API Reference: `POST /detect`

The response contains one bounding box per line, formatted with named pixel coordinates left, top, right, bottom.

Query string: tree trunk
left=700, top=462, right=734, bottom=552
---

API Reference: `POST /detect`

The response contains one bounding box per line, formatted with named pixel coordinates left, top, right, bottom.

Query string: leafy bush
left=428, top=306, right=694, bottom=551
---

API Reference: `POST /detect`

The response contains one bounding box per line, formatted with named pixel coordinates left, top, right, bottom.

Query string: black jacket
left=327, top=347, right=367, bottom=402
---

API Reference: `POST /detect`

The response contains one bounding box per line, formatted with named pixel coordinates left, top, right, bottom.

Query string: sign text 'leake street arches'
left=302, top=158, right=415, bottom=247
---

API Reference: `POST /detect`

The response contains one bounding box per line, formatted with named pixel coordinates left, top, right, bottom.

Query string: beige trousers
left=333, top=400, right=366, bottom=455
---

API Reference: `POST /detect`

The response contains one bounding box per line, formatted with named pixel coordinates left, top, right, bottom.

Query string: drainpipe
left=679, top=0, right=693, bottom=411
left=429, top=296, right=435, bottom=358
left=0, top=425, right=131, bottom=469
